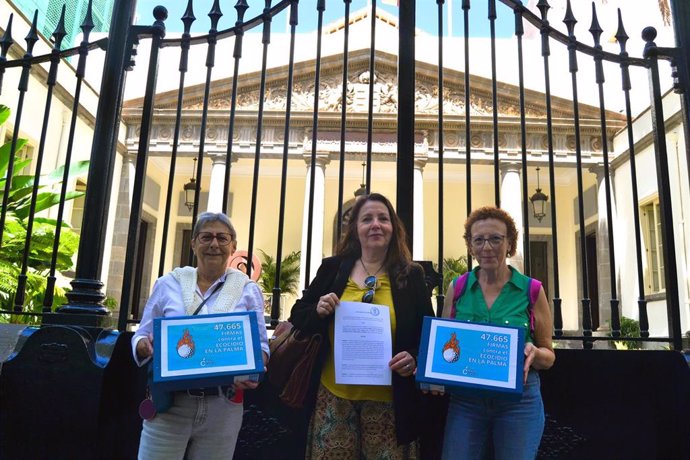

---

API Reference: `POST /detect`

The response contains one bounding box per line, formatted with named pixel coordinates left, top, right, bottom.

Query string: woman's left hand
left=390, top=351, right=416, bottom=377
left=232, top=364, right=268, bottom=391
left=523, top=342, right=538, bottom=383
left=233, top=379, right=260, bottom=391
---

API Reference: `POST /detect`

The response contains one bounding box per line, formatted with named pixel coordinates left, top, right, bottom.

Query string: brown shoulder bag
left=266, top=321, right=322, bottom=409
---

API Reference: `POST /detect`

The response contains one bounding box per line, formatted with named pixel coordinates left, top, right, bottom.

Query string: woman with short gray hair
left=132, top=211, right=268, bottom=459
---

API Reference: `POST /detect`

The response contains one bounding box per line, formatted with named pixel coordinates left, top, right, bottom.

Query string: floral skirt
left=306, top=384, right=416, bottom=460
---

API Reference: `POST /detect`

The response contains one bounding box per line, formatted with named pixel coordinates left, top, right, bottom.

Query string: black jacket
left=289, top=255, right=434, bottom=444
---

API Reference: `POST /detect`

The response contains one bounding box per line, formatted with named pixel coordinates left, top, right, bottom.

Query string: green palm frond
left=258, top=249, right=301, bottom=296
left=0, top=105, right=84, bottom=321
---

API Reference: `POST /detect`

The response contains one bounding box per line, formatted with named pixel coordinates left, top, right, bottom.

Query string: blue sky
left=134, top=0, right=515, bottom=38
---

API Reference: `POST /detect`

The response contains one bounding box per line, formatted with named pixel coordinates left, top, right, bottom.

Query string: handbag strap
left=192, top=281, right=225, bottom=316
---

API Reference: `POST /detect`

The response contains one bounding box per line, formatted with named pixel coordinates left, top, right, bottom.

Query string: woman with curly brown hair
left=440, top=206, right=555, bottom=460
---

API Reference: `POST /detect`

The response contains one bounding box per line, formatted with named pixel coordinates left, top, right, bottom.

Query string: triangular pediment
left=128, top=48, right=618, bottom=123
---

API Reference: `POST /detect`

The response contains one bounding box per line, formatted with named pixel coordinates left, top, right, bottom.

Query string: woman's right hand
left=316, top=293, right=339, bottom=318
left=136, top=334, right=154, bottom=360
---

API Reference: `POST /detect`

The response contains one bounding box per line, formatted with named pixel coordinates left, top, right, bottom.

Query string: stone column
left=299, top=154, right=330, bottom=290
left=590, top=164, right=615, bottom=333
left=413, top=155, right=428, bottom=260
left=105, top=153, right=136, bottom=312
left=500, top=163, right=524, bottom=272
left=206, top=153, right=232, bottom=213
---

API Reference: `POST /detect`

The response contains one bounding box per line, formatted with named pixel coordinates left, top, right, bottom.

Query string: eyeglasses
left=361, top=275, right=377, bottom=303
left=470, top=235, right=505, bottom=249
left=196, top=232, right=234, bottom=246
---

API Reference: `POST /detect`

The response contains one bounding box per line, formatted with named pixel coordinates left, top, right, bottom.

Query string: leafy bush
left=611, top=316, right=643, bottom=350
left=434, top=256, right=469, bottom=294
left=0, top=104, right=86, bottom=322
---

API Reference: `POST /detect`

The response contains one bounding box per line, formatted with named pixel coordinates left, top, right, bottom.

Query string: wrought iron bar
left=336, top=0, right=352, bottom=243
left=563, top=0, right=593, bottom=349
left=158, top=0, right=195, bottom=277
left=0, top=11, right=37, bottom=251
left=589, top=3, right=620, bottom=336
left=615, top=9, right=648, bottom=337
left=643, top=27, right=684, bottom=351
left=489, top=0, right=500, bottom=207
left=537, top=0, right=562, bottom=336
left=117, top=7, right=167, bottom=332
left=272, top=0, right=299, bottom=326
left=500, top=0, right=646, bottom=66
left=222, top=0, right=249, bottom=212
left=59, top=0, right=138, bottom=319
left=246, top=0, right=274, bottom=280
left=514, top=1, right=530, bottom=275
left=463, top=0, right=472, bottom=271
left=436, top=0, right=445, bottom=317
left=189, top=0, right=224, bottom=266
left=14, top=7, right=67, bottom=312
left=45, top=0, right=95, bottom=311
left=396, top=0, right=415, bottom=242
left=365, top=0, right=376, bottom=190
left=0, top=14, right=14, bottom=94
left=303, top=0, right=326, bottom=290
left=159, top=0, right=290, bottom=47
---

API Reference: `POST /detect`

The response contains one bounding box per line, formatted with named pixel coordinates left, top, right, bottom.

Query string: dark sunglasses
left=361, top=275, right=378, bottom=303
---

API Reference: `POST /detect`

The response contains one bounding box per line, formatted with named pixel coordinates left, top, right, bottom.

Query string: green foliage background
left=257, top=249, right=301, bottom=296
left=0, top=105, right=87, bottom=323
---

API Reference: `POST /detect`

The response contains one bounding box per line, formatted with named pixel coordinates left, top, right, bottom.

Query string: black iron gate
left=0, top=0, right=689, bottom=458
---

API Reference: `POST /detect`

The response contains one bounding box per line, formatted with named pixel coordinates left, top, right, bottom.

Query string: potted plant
left=257, top=249, right=301, bottom=317
left=434, top=256, right=469, bottom=295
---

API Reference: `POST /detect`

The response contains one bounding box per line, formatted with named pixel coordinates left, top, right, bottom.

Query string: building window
left=70, top=180, right=87, bottom=234
left=641, top=200, right=665, bottom=294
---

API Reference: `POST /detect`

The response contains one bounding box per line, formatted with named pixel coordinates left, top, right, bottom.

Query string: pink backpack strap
left=527, top=278, right=542, bottom=334
left=450, top=272, right=470, bottom=319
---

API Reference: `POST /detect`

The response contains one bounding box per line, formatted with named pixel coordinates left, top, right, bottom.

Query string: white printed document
left=334, top=301, right=392, bottom=386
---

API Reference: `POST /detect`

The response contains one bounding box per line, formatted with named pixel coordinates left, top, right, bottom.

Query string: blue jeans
left=138, top=390, right=243, bottom=460
left=442, top=370, right=544, bottom=460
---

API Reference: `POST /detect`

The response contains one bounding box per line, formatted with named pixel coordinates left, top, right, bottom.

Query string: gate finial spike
left=52, top=5, right=67, bottom=50
left=588, top=2, right=602, bottom=48
left=615, top=8, right=628, bottom=53
left=641, top=26, right=657, bottom=46
left=208, top=0, right=223, bottom=32
left=182, top=0, right=196, bottom=34
left=235, top=0, right=249, bottom=24
left=488, top=0, right=496, bottom=20
left=0, top=14, right=14, bottom=58
left=462, top=0, right=470, bottom=10
left=25, top=10, right=39, bottom=55
left=563, top=0, right=576, bottom=37
left=536, top=0, right=550, bottom=20
left=153, top=5, right=168, bottom=37
left=80, top=0, right=95, bottom=41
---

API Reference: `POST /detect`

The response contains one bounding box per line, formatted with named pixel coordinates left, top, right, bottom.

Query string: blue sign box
left=416, top=316, right=525, bottom=399
left=153, top=311, right=264, bottom=392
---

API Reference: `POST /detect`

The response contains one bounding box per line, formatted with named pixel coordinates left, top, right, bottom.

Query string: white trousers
left=138, top=391, right=243, bottom=460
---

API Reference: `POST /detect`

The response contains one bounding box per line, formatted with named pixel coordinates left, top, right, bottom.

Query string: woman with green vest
left=440, top=206, right=555, bottom=460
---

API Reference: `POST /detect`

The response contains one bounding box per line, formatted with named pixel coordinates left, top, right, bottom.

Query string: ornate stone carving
left=182, top=125, right=194, bottom=140
left=590, top=135, right=602, bottom=152
left=445, top=132, right=460, bottom=147
left=178, top=65, right=550, bottom=119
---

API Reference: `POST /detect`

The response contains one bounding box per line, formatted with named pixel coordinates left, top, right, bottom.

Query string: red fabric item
left=230, top=388, right=244, bottom=403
